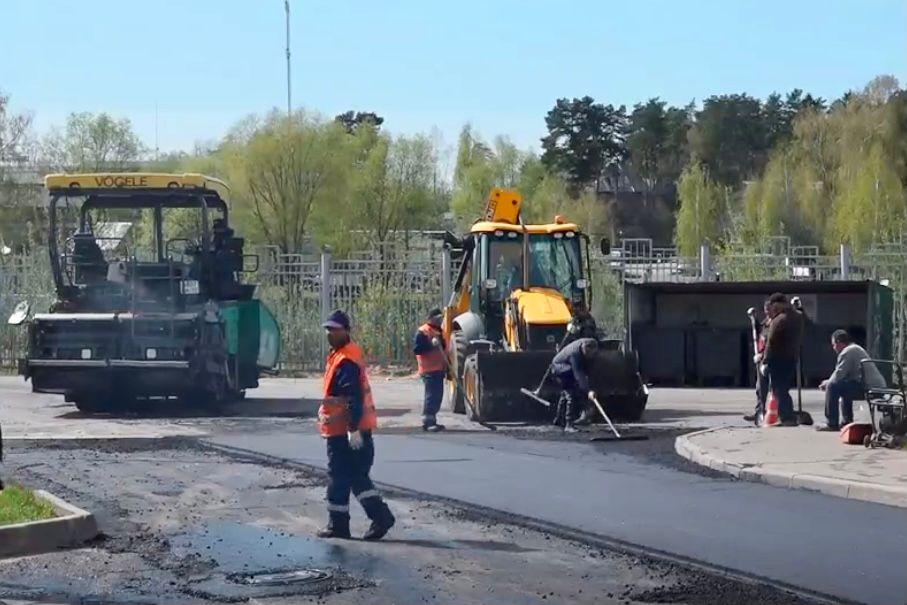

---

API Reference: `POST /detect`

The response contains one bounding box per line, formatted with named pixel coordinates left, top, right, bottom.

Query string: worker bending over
left=318, top=309, right=395, bottom=540
left=412, top=307, right=447, bottom=432
left=550, top=337, right=598, bottom=432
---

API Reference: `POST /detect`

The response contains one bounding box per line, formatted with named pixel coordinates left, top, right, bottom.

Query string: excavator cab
left=443, top=189, right=647, bottom=423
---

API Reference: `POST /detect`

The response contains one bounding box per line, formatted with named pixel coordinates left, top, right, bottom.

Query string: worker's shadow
left=379, top=538, right=537, bottom=553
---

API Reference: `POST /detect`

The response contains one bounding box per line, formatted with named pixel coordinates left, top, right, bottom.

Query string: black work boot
left=317, top=513, right=351, bottom=539
left=361, top=497, right=395, bottom=541
left=552, top=394, right=567, bottom=427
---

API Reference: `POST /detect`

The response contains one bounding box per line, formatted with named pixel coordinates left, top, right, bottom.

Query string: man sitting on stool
left=816, top=329, right=885, bottom=431
left=550, top=338, right=598, bottom=433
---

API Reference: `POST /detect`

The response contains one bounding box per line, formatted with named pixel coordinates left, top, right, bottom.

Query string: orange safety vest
left=416, top=323, right=447, bottom=375
left=319, top=341, right=378, bottom=438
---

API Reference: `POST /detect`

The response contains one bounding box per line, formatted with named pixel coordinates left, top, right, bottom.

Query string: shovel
left=587, top=393, right=649, bottom=442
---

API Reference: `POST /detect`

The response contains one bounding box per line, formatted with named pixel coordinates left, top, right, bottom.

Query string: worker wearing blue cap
left=317, top=309, right=395, bottom=540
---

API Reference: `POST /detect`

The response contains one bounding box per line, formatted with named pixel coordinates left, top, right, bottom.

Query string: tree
left=450, top=126, right=531, bottom=225
left=0, top=90, right=32, bottom=165
left=540, top=96, right=627, bottom=194
left=689, top=94, right=767, bottom=187
left=0, top=91, right=43, bottom=252
left=226, top=111, right=353, bottom=254
left=336, top=132, right=442, bottom=250
left=335, top=110, right=384, bottom=133
left=43, top=112, right=144, bottom=171
left=674, top=162, right=726, bottom=256
left=625, top=98, right=692, bottom=193
left=627, top=99, right=667, bottom=192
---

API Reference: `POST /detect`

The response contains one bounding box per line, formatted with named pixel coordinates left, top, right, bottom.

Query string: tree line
left=1, top=74, right=904, bottom=256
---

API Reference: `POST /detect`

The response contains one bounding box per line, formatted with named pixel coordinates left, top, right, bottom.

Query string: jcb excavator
left=442, top=188, right=648, bottom=423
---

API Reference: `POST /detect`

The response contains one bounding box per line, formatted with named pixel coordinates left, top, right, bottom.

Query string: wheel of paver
left=447, top=330, right=468, bottom=414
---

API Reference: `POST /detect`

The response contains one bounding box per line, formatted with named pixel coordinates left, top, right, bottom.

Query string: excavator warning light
left=554, top=215, right=566, bottom=224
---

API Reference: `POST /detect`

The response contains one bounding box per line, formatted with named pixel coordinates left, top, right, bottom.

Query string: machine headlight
left=180, top=280, right=200, bottom=295
left=80, top=348, right=92, bottom=360
left=483, top=279, right=498, bottom=290
left=146, top=348, right=157, bottom=360
left=575, top=279, right=588, bottom=289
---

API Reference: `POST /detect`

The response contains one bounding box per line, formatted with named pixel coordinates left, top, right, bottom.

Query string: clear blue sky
left=3, top=0, right=905, bottom=155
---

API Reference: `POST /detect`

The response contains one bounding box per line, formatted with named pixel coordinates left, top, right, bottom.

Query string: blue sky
left=3, top=0, right=905, bottom=155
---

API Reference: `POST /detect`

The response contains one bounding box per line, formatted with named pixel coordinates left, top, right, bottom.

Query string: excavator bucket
left=469, top=351, right=557, bottom=422
left=466, top=343, right=648, bottom=423
left=586, top=345, right=649, bottom=422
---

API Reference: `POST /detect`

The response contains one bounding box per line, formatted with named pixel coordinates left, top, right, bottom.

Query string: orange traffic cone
left=763, top=392, right=780, bottom=427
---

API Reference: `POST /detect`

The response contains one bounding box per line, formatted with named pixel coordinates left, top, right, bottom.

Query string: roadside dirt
left=0, top=438, right=825, bottom=605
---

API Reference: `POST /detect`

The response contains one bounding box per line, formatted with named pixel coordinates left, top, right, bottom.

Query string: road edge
left=0, top=489, right=99, bottom=558
left=675, top=427, right=907, bottom=509
left=200, top=438, right=855, bottom=605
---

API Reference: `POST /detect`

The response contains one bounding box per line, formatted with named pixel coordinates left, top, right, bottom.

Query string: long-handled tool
left=747, top=307, right=765, bottom=426
left=588, top=393, right=649, bottom=442
left=790, top=297, right=813, bottom=426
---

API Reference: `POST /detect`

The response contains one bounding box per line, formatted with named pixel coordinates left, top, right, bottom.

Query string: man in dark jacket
left=549, top=337, right=598, bottom=432
left=744, top=299, right=773, bottom=423
left=761, top=293, right=803, bottom=426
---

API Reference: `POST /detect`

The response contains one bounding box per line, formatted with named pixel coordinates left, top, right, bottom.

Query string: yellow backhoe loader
left=442, top=188, right=648, bottom=423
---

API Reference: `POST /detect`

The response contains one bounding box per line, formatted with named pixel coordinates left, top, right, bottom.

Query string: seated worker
left=816, top=329, right=885, bottom=431
left=549, top=337, right=598, bottom=432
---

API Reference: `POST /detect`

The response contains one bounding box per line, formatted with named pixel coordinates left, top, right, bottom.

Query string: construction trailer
left=626, top=280, right=893, bottom=387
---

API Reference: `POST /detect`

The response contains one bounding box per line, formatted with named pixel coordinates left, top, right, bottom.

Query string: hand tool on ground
left=790, top=297, right=814, bottom=426
left=588, top=392, right=649, bottom=442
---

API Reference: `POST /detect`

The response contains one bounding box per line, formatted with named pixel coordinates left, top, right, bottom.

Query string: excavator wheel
left=447, top=330, right=468, bottom=414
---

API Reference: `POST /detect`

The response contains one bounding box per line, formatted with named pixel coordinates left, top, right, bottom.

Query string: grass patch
left=0, top=485, right=58, bottom=526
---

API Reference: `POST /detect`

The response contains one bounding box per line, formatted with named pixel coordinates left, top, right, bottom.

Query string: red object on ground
left=840, top=423, right=873, bottom=445
left=763, top=393, right=780, bottom=427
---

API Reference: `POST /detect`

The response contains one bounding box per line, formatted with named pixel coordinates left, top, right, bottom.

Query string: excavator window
left=485, top=233, right=585, bottom=299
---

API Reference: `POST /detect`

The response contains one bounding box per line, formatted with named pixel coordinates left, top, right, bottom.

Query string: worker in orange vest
left=413, top=307, right=447, bottom=432
left=317, top=309, right=395, bottom=540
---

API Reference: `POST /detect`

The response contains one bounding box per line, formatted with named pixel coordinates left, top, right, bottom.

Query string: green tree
left=689, top=94, right=767, bottom=187
left=335, top=110, right=385, bottom=133
left=450, top=126, right=531, bottom=225
left=627, top=98, right=668, bottom=191
left=540, top=96, right=628, bottom=193
left=674, top=162, right=726, bottom=255
left=226, top=111, right=353, bottom=254
left=42, top=112, right=144, bottom=171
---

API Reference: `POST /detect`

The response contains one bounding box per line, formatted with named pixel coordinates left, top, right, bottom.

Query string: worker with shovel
left=412, top=307, right=447, bottom=432
left=550, top=337, right=598, bottom=432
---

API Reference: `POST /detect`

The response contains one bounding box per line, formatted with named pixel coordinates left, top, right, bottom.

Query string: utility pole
left=285, top=0, right=292, bottom=116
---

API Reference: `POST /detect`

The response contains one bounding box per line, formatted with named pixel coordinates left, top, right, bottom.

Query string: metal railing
left=5, top=234, right=907, bottom=372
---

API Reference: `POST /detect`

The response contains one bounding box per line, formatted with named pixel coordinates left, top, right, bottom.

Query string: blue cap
left=322, top=309, right=351, bottom=330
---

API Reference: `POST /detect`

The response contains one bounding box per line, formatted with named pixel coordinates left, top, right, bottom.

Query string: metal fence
left=4, top=234, right=907, bottom=374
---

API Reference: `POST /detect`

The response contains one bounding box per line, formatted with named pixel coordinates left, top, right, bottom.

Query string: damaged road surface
left=2, top=438, right=822, bottom=605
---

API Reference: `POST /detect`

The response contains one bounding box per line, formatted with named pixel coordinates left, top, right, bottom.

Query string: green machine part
left=222, top=301, right=282, bottom=389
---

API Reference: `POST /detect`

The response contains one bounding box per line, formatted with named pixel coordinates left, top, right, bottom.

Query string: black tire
left=74, top=395, right=109, bottom=414
left=447, top=330, right=468, bottom=414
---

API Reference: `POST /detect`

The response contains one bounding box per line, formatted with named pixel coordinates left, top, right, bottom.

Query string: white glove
left=348, top=430, right=364, bottom=450
left=753, top=354, right=762, bottom=365
left=431, top=337, right=441, bottom=348
left=759, top=364, right=768, bottom=377
left=587, top=390, right=596, bottom=401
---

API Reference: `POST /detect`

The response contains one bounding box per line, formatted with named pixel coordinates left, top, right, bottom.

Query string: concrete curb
left=0, top=490, right=99, bottom=558
left=675, top=428, right=907, bottom=509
